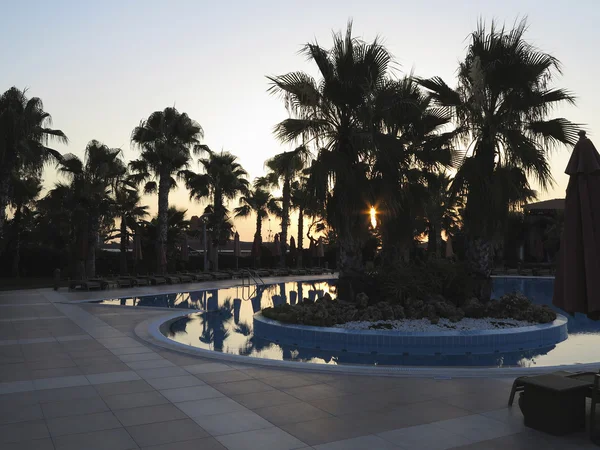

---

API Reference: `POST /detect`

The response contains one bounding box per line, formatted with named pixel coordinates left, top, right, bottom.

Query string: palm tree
left=183, top=149, right=249, bottom=270
left=0, top=87, right=67, bottom=242
left=112, top=174, right=148, bottom=275
left=418, top=20, right=578, bottom=299
left=130, top=107, right=205, bottom=274
left=7, top=174, right=42, bottom=276
left=268, top=22, right=393, bottom=298
left=261, top=146, right=309, bottom=266
left=290, top=173, right=312, bottom=268
left=142, top=207, right=190, bottom=271
left=58, top=140, right=125, bottom=277
left=233, top=179, right=280, bottom=243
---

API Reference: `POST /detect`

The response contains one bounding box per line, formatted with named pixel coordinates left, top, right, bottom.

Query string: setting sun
left=370, top=206, right=377, bottom=228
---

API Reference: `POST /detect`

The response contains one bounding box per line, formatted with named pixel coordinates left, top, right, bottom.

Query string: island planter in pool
left=252, top=313, right=568, bottom=356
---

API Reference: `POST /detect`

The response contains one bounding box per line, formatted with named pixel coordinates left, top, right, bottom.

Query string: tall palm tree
left=142, top=207, right=190, bottom=271
left=0, top=87, right=67, bottom=241
left=183, top=149, right=249, bottom=270
left=129, top=107, right=205, bottom=274
left=268, top=22, right=393, bottom=298
left=112, top=174, right=148, bottom=275
left=290, top=173, right=312, bottom=268
left=58, top=140, right=124, bottom=277
left=261, top=146, right=309, bottom=266
left=418, top=20, right=578, bottom=299
left=7, top=173, right=42, bottom=276
left=233, top=179, right=281, bottom=243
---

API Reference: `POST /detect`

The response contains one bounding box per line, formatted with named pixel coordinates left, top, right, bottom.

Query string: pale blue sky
left=2, top=0, right=599, bottom=240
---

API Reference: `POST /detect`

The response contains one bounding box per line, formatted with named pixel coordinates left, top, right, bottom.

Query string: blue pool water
left=97, top=277, right=600, bottom=367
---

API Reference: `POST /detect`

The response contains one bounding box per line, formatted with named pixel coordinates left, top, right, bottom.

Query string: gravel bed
left=335, top=317, right=536, bottom=332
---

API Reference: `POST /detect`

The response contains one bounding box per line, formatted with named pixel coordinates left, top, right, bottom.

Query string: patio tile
left=160, top=385, right=223, bottom=402
left=41, top=396, right=109, bottom=419
left=434, top=414, right=519, bottom=442
left=255, top=401, right=333, bottom=426
left=176, top=397, right=246, bottom=417
left=110, top=346, right=155, bottom=356
left=196, top=369, right=254, bottom=384
left=81, top=362, right=132, bottom=375
left=140, top=436, right=227, bottom=450
left=283, top=384, right=348, bottom=402
left=2, top=437, right=55, bottom=450
left=118, top=352, right=163, bottom=363
left=216, top=426, right=306, bottom=450
left=184, top=362, right=234, bottom=374
left=0, top=420, right=49, bottom=444
left=0, top=403, right=44, bottom=424
left=127, top=418, right=209, bottom=447
left=86, top=371, right=140, bottom=385
left=46, top=411, right=122, bottom=436
left=214, top=379, right=275, bottom=396
left=33, top=375, right=89, bottom=390
left=0, top=379, right=34, bottom=394
left=126, top=359, right=175, bottom=370
left=313, top=435, right=401, bottom=450
left=441, top=391, right=508, bottom=414
left=137, top=366, right=189, bottom=379
left=53, top=427, right=137, bottom=450
left=192, top=409, right=274, bottom=436
left=280, top=416, right=372, bottom=446
left=377, top=423, right=474, bottom=450
left=103, top=390, right=169, bottom=410
left=30, top=366, right=83, bottom=379
left=233, top=389, right=301, bottom=409
left=147, top=375, right=205, bottom=390
left=114, top=403, right=188, bottom=427
left=262, top=375, right=317, bottom=389
left=0, top=389, right=39, bottom=407
left=93, top=379, right=154, bottom=396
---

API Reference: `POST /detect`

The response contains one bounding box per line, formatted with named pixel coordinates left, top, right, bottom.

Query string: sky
left=2, top=0, right=599, bottom=241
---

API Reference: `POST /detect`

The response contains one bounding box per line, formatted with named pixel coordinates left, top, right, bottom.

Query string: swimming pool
left=96, top=277, right=600, bottom=367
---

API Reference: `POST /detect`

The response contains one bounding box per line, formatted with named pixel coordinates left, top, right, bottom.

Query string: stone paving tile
left=313, top=434, right=401, bottom=450
left=377, top=423, right=474, bottom=450
left=440, top=391, right=509, bottom=414
left=232, top=389, right=301, bottom=410
left=126, top=359, right=175, bottom=370
left=46, top=411, right=122, bottom=436
left=0, top=389, right=39, bottom=407
left=93, top=379, right=155, bottom=396
left=261, top=374, right=318, bottom=389
left=103, top=390, right=169, bottom=410
left=309, top=393, right=396, bottom=416
left=41, top=396, right=110, bottom=419
left=140, top=436, right=227, bottom=450
left=192, top=409, right=274, bottom=436
left=33, top=375, right=90, bottom=390
left=118, top=352, right=163, bottom=363
left=216, top=426, right=307, bottom=450
left=30, top=366, right=83, bottom=380
left=53, top=427, right=137, bottom=450
left=0, top=419, right=50, bottom=444
left=110, top=346, right=155, bottom=356
left=127, top=418, right=209, bottom=447
left=160, top=385, right=223, bottom=402
left=214, top=379, right=275, bottom=396
left=434, top=414, right=519, bottom=442
left=184, top=362, right=234, bottom=374
left=176, top=397, right=247, bottom=417
left=2, top=437, right=56, bottom=450
left=255, top=401, right=333, bottom=426
left=25, top=357, right=77, bottom=370
left=0, top=379, right=35, bottom=394
left=137, top=366, right=189, bottom=379
left=146, top=374, right=206, bottom=390
left=0, top=402, right=44, bottom=424
left=195, top=369, right=255, bottom=384
left=281, top=415, right=376, bottom=446
left=86, top=371, right=140, bottom=385
left=81, top=362, right=132, bottom=375
left=114, top=403, right=188, bottom=427
left=283, top=383, right=348, bottom=402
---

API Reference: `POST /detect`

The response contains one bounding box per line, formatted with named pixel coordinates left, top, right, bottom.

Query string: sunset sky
left=2, top=0, right=598, bottom=241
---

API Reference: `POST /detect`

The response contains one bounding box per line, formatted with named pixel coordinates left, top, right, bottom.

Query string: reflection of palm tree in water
left=271, top=282, right=287, bottom=307
left=199, top=293, right=233, bottom=352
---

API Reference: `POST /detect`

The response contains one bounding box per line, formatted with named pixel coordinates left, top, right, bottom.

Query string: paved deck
left=0, top=277, right=597, bottom=449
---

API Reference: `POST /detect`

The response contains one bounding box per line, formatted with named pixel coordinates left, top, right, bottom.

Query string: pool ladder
left=240, top=269, right=264, bottom=301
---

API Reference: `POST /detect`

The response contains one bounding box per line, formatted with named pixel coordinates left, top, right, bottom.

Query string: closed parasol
left=553, top=131, right=600, bottom=319
left=273, top=233, right=281, bottom=257
left=233, top=232, right=241, bottom=269
left=317, top=237, right=325, bottom=258
left=180, top=234, right=189, bottom=262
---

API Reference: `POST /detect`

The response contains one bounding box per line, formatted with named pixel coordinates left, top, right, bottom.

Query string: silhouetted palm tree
left=418, top=19, right=578, bottom=298
left=268, top=22, right=393, bottom=298
left=183, top=149, right=249, bottom=270
left=0, top=87, right=67, bottom=242
left=260, top=146, right=309, bottom=266
left=130, top=107, right=205, bottom=273
left=234, top=179, right=281, bottom=243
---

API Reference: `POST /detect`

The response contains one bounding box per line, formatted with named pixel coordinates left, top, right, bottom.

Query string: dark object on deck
left=519, top=374, right=590, bottom=436
left=590, top=374, right=600, bottom=444
left=553, top=131, right=600, bottom=319
left=53, top=268, right=61, bottom=291
left=508, top=370, right=575, bottom=406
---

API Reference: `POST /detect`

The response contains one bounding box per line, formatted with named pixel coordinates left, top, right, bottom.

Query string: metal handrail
left=239, top=268, right=265, bottom=300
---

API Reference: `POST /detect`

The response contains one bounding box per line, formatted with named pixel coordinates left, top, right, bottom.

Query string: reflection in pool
left=97, top=277, right=600, bottom=367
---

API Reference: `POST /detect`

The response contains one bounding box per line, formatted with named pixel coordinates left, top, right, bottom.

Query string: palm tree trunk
left=119, top=216, right=128, bottom=275
left=337, top=229, right=364, bottom=302
left=256, top=215, right=262, bottom=241
left=11, top=205, right=22, bottom=277
left=466, top=236, right=494, bottom=301
left=297, top=206, right=304, bottom=268
left=86, top=217, right=99, bottom=278
left=280, top=177, right=291, bottom=267
left=157, top=171, right=170, bottom=274
left=427, top=223, right=437, bottom=257
left=0, top=166, right=12, bottom=246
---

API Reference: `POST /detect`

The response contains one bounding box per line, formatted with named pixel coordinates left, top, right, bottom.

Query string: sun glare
left=370, top=206, right=377, bottom=228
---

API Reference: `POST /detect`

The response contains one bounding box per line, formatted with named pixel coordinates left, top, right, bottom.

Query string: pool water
left=96, top=277, right=600, bottom=367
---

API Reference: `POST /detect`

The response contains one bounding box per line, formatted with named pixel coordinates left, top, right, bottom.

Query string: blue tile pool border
left=252, top=313, right=568, bottom=356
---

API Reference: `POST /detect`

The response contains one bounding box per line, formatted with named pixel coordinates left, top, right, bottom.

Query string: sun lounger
left=194, top=272, right=213, bottom=281
left=290, top=269, right=307, bottom=276
left=116, top=277, right=134, bottom=288
left=308, top=267, right=324, bottom=275
left=164, top=274, right=182, bottom=284
left=255, top=269, right=270, bottom=278
left=509, top=370, right=597, bottom=406
left=210, top=271, right=231, bottom=280
left=176, top=273, right=193, bottom=283
left=68, top=279, right=102, bottom=291
left=137, top=274, right=167, bottom=285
